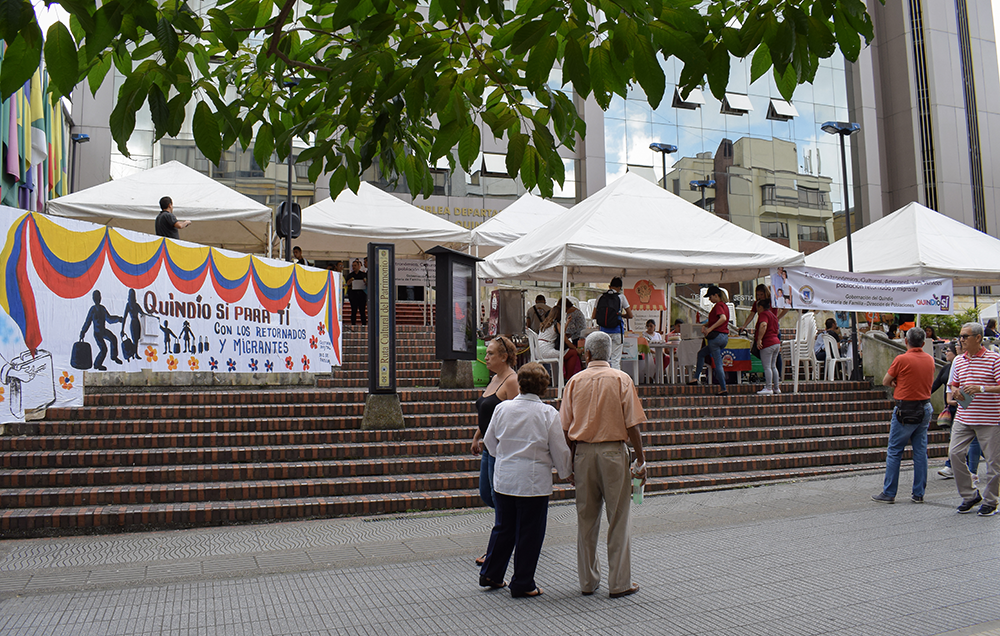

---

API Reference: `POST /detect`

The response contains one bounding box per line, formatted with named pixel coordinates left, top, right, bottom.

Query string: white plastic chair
left=790, top=312, right=819, bottom=392
left=526, top=328, right=561, bottom=378
left=821, top=333, right=851, bottom=381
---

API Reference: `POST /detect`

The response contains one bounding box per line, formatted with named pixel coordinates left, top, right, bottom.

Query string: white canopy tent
left=46, top=161, right=272, bottom=253
left=479, top=172, right=805, bottom=393
left=295, top=182, right=471, bottom=259
left=805, top=201, right=1000, bottom=286
left=470, top=193, right=568, bottom=257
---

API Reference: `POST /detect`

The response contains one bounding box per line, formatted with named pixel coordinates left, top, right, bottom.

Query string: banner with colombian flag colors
left=0, top=205, right=341, bottom=422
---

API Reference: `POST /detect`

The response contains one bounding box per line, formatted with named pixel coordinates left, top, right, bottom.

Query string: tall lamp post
left=282, top=78, right=300, bottom=262
left=648, top=143, right=677, bottom=190
left=69, top=133, right=90, bottom=193
left=690, top=179, right=715, bottom=209
left=821, top=120, right=861, bottom=380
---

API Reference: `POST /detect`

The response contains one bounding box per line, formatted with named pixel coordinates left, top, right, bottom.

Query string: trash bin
left=473, top=339, right=490, bottom=387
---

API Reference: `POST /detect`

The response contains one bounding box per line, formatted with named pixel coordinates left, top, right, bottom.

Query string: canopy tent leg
left=558, top=265, right=568, bottom=399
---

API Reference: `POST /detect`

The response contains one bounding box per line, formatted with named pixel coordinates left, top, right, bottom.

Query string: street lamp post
left=821, top=120, right=861, bottom=380
left=690, top=179, right=715, bottom=209
left=69, top=133, right=90, bottom=193
left=282, top=78, right=300, bottom=262
left=648, top=143, right=677, bottom=190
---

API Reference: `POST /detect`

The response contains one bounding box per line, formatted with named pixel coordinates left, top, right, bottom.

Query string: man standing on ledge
left=155, top=196, right=191, bottom=239
left=948, top=321, right=1000, bottom=516
left=561, top=331, right=647, bottom=598
left=871, top=327, right=934, bottom=504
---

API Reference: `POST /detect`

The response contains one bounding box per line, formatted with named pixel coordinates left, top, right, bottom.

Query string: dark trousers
left=481, top=492, right=549, bottom=595
left=348, top=290, right=367, bottom=325
left=93, top=328, right=119, bottom=369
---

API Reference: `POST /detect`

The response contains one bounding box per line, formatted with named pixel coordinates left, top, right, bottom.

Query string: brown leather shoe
left=610, top=583, right=639, bottom=598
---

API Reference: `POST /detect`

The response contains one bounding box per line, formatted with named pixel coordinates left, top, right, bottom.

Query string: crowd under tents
left=469, top=192, right=568, bottom=257
left=295, top=182, right=471, bottom=260
left=45, top=161, right=273, bottom=253
left=479, top=172, right=806, bottom=392
left=805, top=201, right=1000, bottom=286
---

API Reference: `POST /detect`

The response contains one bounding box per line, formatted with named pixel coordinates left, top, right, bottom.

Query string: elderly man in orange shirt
left=561, top=331, right=647, bottom=599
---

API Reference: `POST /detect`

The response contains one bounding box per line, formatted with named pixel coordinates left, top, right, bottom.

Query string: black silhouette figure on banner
left=121, top=289, right=147, bottom=362
left=160, top=320, right=178, bottom=354
left=180, top=320, right=195, bottom=353
left=80, top=290, right=123, bottom=371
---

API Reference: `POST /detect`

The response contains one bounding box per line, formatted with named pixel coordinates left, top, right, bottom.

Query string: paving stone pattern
left=1, top=471, right=1000, bottom=635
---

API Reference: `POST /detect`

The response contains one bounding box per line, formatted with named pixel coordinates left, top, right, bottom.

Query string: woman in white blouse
left=479, top=362, right=573, bottom=598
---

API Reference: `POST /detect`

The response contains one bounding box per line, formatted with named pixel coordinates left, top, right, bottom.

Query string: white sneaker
left=938, top=466, right=954, bottom=479
left=773, top=385, right=781, bottom=394
left=757, top=388, right=773, bottom=395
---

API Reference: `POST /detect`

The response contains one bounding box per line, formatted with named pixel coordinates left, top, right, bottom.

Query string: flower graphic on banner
left=144, top=346, right=158, bottom=363
left=167, top=355, right=178, bottom=370
left=265, top=360, right=273, bottom=372
left=285, top=356, right=294, bottom=370
left=249, top=359, right=258, bottom=372
left=188, top=357, right=199, bottom=370
left=0, top=386, right=5, bottom=402
left=309, top=335, right=318, bottom=349
left=209, top=357, right=218, bottom=371
left=227, top=358, right=237, bottom=371
left=317, top=322, right=325, bottom=336
left=301, top=355, right=310, bottom=371
left=59, top=372, right=73, bottom=390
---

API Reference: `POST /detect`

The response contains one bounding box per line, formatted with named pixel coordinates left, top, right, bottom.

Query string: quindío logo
left=915, top=295, right=951, bottom=312
left=798, top=285, right=815, bottom=305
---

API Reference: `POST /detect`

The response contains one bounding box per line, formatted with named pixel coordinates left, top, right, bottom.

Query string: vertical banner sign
left=368, top=243, right=396, bottom=394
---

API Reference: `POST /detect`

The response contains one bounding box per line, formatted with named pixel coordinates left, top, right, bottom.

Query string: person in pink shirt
left=754, top=297, right=781, bottom=395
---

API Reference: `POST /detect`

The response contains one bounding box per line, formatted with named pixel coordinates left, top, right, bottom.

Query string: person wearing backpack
left=592, top=277, right=633, bottom=370
left=525, top=295, right=551, bottom=333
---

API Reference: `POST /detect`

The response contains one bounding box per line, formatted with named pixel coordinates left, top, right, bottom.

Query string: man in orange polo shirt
left=872, top=327, right=935, bottom=504
left=561, top=331, right=647, bottom=599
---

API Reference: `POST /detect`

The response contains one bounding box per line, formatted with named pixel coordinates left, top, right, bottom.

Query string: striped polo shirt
left=950, top=347, right=1000, bottom=426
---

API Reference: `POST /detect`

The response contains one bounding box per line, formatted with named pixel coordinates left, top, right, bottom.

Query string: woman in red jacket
left=755, top=297, right=781, bottom=394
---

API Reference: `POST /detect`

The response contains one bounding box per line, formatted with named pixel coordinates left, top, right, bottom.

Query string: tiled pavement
left=1, top=468, right=999, bottom=635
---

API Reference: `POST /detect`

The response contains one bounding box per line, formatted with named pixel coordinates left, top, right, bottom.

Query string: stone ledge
left=82, top=369, right=319, bottom=389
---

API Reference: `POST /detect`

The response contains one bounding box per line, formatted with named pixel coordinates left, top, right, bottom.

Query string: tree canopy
left=1, top=0, right=879, bottom=198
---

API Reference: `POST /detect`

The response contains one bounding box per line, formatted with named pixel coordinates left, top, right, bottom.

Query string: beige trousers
left=949, top=422, right=1000, bottom=506
left=574, top=441, right=632, bottom=595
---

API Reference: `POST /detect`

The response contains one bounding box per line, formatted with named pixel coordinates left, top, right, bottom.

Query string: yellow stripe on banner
left=209, top=248, right=251, bottom=280
left=295, top=265, right=328, bottom=297
left=108, top=229, right=163, bottom=264
left=33, top=213, right=106, bottom=262
left=163, top=240, right=211, bottom=270
left=0, top=213, right=31, bottom=313
left=251, top=256, right=294, bottom=290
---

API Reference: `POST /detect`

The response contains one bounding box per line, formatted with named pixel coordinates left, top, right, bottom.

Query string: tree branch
left=273, top=49, right=332, bottom=74
left=267, top=0, right=300, bottom=56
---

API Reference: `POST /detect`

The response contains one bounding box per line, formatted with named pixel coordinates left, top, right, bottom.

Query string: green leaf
left=806, top=16, right=837, bottom=58
left=253, top=122, right=274, bottom=172
left=633, top=36, right=665, bottom=109
left=208, top=9, right=240, bottom=54
left=706, top=44, right=730, bottom=100
left=166, top=95, right=187, bottom=137
left=589, top=44, right=613, bottom=109
left=86, top=2, right=122, bottom=60
left=0, top=24, right=42, bottom=101
left=505, top=133, right=527, bottom=178
left=458, top=123, right=480, bottom=171
left=526, top=35, right=558, bottom=91
left=87, top=53, right=113, bottom=95
left=511, top=19, right=552, bottom=56
left=192, top=100, right=222, bottom=164
left=156, top=18, right=180, bottom=65
left=328, top=167, right=348, bottom=198
left=147, top=83, right=170, bottom=139
left=773, top=63, right=797, bottom=101
left=44, top=22, right=80, bottom=98
left=562, top=36, right=590, bottom=97
left=108, top=79, right=145, bottom=156
left=749, top=44, right=771, bottom=85
left=519, top=145, right=539, bottom=191
left=0, top=0, right=35, bottom=43
left=832, top=7, right=861, bottom=61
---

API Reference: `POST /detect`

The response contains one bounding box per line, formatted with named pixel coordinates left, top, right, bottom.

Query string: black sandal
left=474, top=553, right=486, bottom=566
left=479, top=575, right=506, bottom=589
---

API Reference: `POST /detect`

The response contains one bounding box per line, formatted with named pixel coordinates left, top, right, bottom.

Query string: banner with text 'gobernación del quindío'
left=769, top=266, right=953, bottom=314
left=0, top=206, right=341, bottom=422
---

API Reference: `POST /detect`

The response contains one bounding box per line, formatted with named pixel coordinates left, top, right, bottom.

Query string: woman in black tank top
left=472, top=336, right=518, bottom=566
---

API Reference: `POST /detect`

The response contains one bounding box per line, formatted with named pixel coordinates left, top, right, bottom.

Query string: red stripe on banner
left=27, top=218, right=106, bottom=299
left=16, top=224, right=42, bottom=353
left=210, top=269, right=251, bottom=303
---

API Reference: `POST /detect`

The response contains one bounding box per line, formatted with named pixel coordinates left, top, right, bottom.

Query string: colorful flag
left=30, top=69, right=47, bottom=167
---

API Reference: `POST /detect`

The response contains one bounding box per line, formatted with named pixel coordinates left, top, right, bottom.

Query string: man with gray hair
left=948, top=321, right=1000, bottom=516
left=560, top=331, right=647, bottom=598
left=872, top=327, right=935, bottom=504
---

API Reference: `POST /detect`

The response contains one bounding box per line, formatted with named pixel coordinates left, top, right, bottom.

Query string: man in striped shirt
left=948, top=322, right=1000, bottom=516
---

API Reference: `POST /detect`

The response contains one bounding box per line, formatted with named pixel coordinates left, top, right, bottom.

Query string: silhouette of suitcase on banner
left=71, top=339, right=93, bottom=370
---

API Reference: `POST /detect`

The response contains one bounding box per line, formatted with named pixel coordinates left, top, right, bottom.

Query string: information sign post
left=361, top=243, right=404, bottom=429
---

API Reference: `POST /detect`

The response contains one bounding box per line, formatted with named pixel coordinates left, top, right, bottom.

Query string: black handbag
left=896, top=399, right=929, bottom=424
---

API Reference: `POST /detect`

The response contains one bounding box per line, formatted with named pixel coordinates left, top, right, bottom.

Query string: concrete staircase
left=0, top=326, right=946, bottom=537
